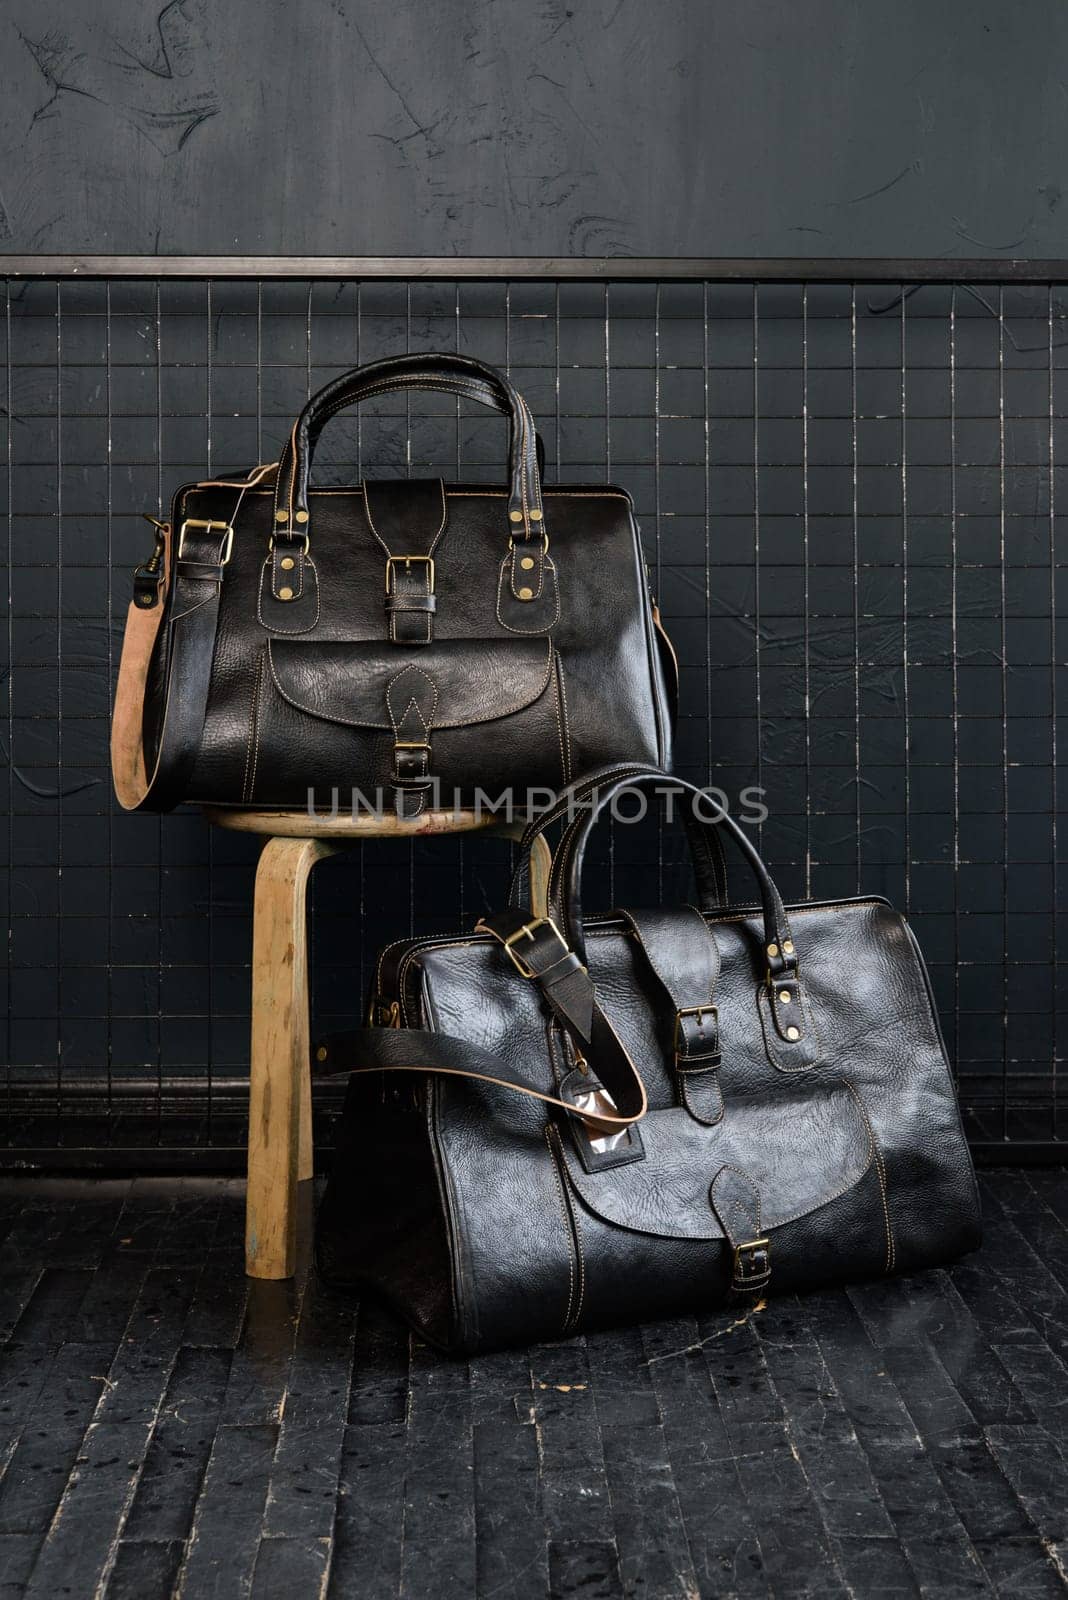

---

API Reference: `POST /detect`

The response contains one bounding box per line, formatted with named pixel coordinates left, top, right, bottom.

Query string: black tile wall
left=1, top=277, right=1064, bottom=1161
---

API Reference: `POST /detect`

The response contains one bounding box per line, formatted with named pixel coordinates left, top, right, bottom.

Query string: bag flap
left=266, top=637, right=554, bottom=730
left=559, top=1078, right=874, bottom=1240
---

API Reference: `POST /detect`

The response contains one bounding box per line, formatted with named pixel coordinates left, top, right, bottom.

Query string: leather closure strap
left=620, top=907, right=724, bottom=1126
left=365, top=479, right=447, bottom=644
left=385, top=665, right=437, bottom=819
left=709, top=1165, right=771, bottom=1302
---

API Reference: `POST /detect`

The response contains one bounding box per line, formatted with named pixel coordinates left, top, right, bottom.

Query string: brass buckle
left=385, top=555, right=435, bottom=594
left=732, top=1237, right=770, bottom=1284
left=501, top=916, right=566, bottom=979
left=673, top=1004, right=718, bottom=1054
left=177, top=519, right=233, bottom=564
left=393, top=740, right=430, bottom=751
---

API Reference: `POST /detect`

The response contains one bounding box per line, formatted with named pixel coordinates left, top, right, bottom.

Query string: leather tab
left=621, top=907, right=724, bottom=1127
left=386, top=665, right=436, bottom=818
left=270, top=535, right=306, bottom=601
left=259, top=556, right=319, bottom=634
left=497, top=549, right=559, bottom=634
left=709, top=1165, right=771, bottom=1300
left=365, top=479, right=447, bottom=643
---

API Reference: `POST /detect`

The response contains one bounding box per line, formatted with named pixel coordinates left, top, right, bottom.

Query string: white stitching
left=265, top=641, right=553, bottom=732
left=241, top=649, right=266, bottom=803
left=555, top=656, right=574, bottom=784
left=544, top=1127, right=577, bottom=1333
left=495, top=553, right=560, bottom=634
left=551, top=659, right=568, bottom=788
left=257, top=556, right=321, bottom=634
left=385, top=668, right=438, bottom=735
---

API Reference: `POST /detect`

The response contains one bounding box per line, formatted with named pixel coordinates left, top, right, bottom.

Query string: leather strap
left=508, top=763, right=730, bottom=916
left=272, top=355, right=547, bottom=559
left=620, top=907, right=724, bottom=1127
left=709, top=1166, right=772, bottom=1302
left=317, top=909, right=647, bottom=1134
left=365, top=479, right=447, bottom=645
left=110, top=464, right=275, bottom=812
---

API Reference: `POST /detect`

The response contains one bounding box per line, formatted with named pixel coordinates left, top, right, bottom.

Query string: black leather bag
left=111, top=354, right=675, bottom=816
left=316, top=769, right=982, bottom=1355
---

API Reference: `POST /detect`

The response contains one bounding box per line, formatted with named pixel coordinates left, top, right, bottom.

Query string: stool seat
left=205, top=805, right=551, bottom=1279
left=203, top=806, right=516, bottom=840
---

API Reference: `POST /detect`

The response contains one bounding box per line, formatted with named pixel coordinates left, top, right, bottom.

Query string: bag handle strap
left=507, top=764, right=730, bottom=913
left=272, top=353, right=546, bottom=545
left=546, top=772, right=810, bottom=1052
left=316, top=905, right=648, bottom=1133
left=111, top=463, right=275, bottom=812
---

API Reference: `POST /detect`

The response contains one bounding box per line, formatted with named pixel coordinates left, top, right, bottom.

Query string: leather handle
left=272, top=353, right=546, bottom=542
left=543, top=770, right=799, bottom=982
left=508, top=762, right=729, bottom=914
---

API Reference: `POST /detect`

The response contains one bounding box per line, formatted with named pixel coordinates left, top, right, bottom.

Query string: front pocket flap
left=267, top=637, right=553, bottom=730
left=560, top=1079, right=874, bottom=1240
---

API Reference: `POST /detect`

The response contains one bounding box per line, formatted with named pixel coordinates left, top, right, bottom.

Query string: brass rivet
left=295, top=508, right=310, bottom=524
left=278, top=585, right=294, bottom=601
left=138, top=595, right=152, bottom=606
left=280, top=556, right=295, bottom=570
left=316, top=1046, right=328, bottom=1062
left=779, top=990, right=791, bottom=1004
left=509, top=510, right=524, bottom=523
left=275, top=508, right=289, bottom=523
left=766, top=942, right=779, bottom=959
left=783, top=939, right=795, bottom=955
left=529, top=507, right=543, bottom=521
left=786, top=1026, right=800, bottom=1042
left=518, top=586, right=534, bottom=600
left=520, top=556, right=535, bottom=570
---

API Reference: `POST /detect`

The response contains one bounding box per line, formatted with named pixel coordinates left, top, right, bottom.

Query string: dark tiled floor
left=0, top=1173, right=1064, bottom=1598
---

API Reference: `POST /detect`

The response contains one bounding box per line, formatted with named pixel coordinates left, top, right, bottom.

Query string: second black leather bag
left=315, top=770, right=982, bottom=1355
left=111, top=353, right=675, bottom=815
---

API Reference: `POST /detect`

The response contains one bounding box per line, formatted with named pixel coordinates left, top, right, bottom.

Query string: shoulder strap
left=315, top=909, right=648, bottom=1133
left=111, top=463, right=276, bottom=812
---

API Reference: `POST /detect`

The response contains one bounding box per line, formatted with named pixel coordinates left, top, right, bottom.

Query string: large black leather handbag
left=316, top=769, right=981, bottom=1355
left=111, top=353, right=675, bottom=816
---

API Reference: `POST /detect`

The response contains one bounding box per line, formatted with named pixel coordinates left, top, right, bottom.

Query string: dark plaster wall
left=1, top=0, right=1066, bottom=259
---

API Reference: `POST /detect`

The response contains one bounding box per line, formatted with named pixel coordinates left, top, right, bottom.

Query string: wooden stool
left=204, top=807, right=551, bottom=1280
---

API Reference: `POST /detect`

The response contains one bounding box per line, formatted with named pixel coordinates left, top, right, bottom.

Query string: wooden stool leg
left=246, top=835, right=335, bottom=1279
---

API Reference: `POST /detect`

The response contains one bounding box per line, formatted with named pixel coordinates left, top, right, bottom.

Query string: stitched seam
left=241, top=649, right=266, bottom=804
left=247, top=678, right=264, bottom=803
left=556, top=659, right=572, bottom=790
left=257, top=556, right=321, bottom=634
left=549, top=1125, right=586, bottom=1332
left=544, top=1127, right=577, bottom=1333
left=843, top=1080, right=896, bottom=1273
left=554, top=657, right=574, bottom=784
